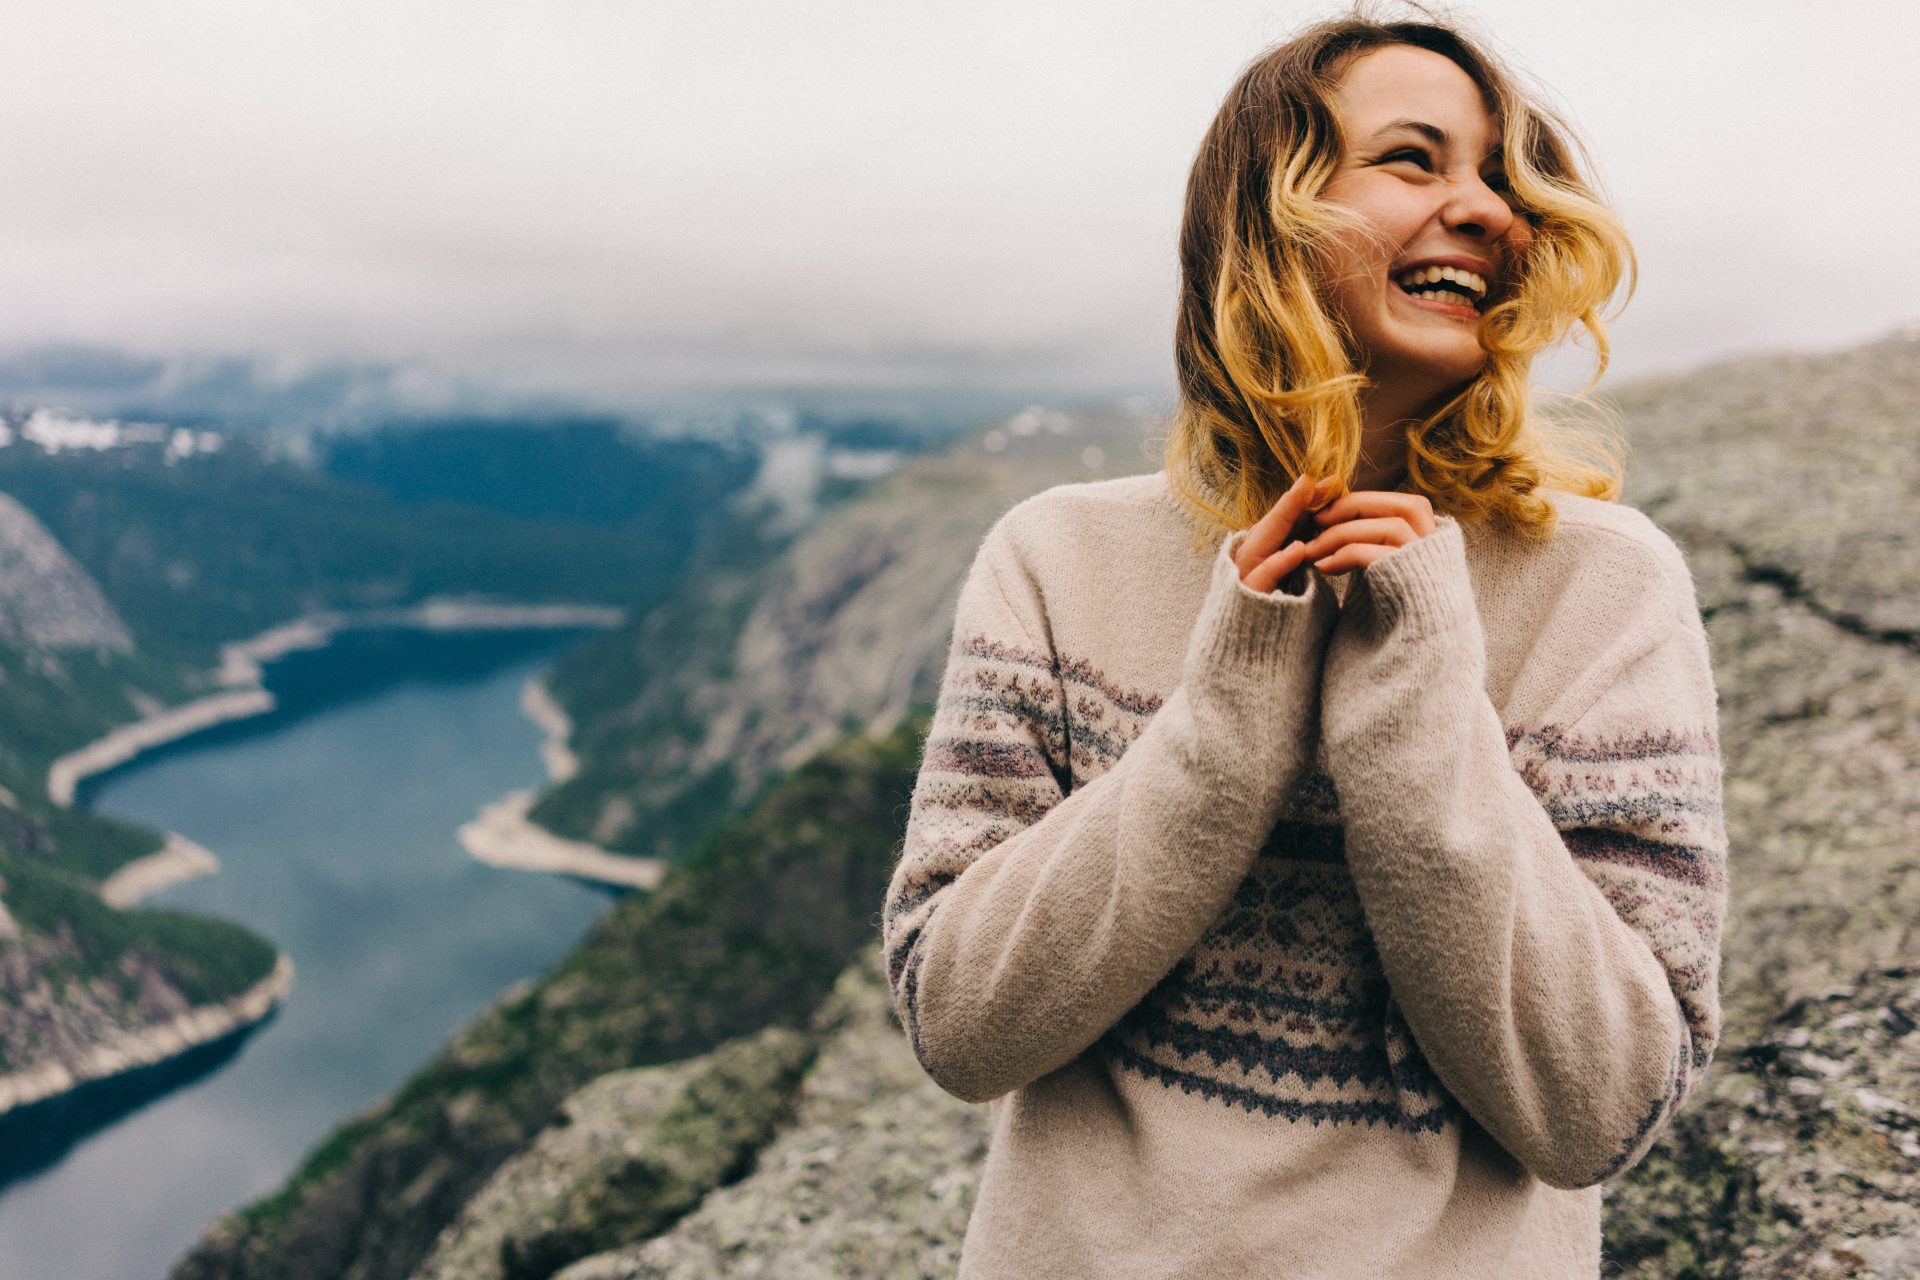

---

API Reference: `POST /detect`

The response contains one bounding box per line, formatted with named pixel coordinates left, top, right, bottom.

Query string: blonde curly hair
left=1164, top=9, right=1633, bottom=544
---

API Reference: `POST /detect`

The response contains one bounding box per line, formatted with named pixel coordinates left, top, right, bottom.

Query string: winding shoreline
left=454, top=674, right=668, bottom=891
left=520, top=677, right=581, bottom=785
left=0, top=954, right=295, bottom=1119
left=48, top=690, right=276, bottom=808
left=97, top=833, right=222, bottom=909
left=49, top=598, right=626, bottom=823
left=14, top=600, right=627, bottom=1122
left=458, top=790, right=665, bottom=891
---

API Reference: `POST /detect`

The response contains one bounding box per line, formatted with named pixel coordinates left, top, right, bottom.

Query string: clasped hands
left=1233, top=472, right=1437, bottom=595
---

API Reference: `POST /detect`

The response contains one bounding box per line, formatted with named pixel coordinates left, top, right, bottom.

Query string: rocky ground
left=1595, top=331, right=1920, bottom=1277
left=201, top=332, right=1920, bottom=1279
left=0, top=494, right=131, bottom=653
left=421, top=946, right=988, bottom=1280
left=554, top=335, right=1920, bottom=1278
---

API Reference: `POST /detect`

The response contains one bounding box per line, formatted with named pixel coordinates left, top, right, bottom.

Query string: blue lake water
left=0, top=630, right=615, bottom=1280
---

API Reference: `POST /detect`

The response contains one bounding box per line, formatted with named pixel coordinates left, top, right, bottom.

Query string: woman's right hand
left=1234, top=473, right=1336, bottom=595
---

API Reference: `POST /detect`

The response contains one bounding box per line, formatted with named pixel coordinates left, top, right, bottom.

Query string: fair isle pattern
left=883, top=630, right=1162, bottom=1071
left=1099, top=820, right=1460, bottom=1133
left=1508, top=721, right=1728, bottom=1179
left=880, top=487, right=1729, bottom=1276
left=887, top=629, right=1461, bottom=1133
left=887, top=633, right=1726, bottom=1147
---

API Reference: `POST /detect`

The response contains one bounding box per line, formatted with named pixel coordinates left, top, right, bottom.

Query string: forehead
left=1331, top=44, right=1501, bottom=153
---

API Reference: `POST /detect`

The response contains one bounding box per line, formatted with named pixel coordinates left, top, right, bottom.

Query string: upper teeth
left=1395, top=265, right=1487, bottom=298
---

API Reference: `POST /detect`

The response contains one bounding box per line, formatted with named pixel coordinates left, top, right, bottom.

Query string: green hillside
left=0, top=438, right=728, bottom=655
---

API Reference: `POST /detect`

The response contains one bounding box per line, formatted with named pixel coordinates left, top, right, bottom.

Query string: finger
left=1313, top=543, right=1395, bottom=575
left=1235, top=475, right=1324, bottom=575
left=1313, top=489, right=1432, bottom=528
left=1241, top=538, right=1318, bottom=595
left=1235, top=474, right=1309, bottom=574
left=1296, top=517, right=1418, bottom=560
left=1312, top=490, right=1435, bottom=536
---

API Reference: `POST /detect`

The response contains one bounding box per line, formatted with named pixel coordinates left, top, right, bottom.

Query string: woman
left=881, top=13, right=1726, bottom=1279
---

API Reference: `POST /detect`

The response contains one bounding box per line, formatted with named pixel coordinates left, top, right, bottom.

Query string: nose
left=1442, top=173, right=1518, bottom=243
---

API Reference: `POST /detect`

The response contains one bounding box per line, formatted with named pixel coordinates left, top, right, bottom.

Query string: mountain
left=179, top=332, right=1920, bottom=1280
left=0, top=458, right=282, bottom=1160
left=529, top=403, right=1159, bottom=858
left=0, top=417, right=759, bottom=1149
left=0, top=494, right=132, bottom=652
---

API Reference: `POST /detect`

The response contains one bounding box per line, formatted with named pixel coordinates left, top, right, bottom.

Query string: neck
left=1354, top=398, right=1415, bottom=494
left=1353, top=376, right=1466, bottom=493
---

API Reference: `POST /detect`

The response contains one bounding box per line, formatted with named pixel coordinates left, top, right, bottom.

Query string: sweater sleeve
left=882, top=512, right=1339, bottom=1105
left=1318, top=515, right=1728, bottom=1190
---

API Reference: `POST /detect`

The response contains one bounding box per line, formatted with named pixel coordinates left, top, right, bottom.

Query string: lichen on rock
left=550, top=945, right=988, bottom=1280
left=416, top=1024, right=816, bottom=1280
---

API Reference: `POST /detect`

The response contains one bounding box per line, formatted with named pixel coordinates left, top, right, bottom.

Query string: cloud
left=0, top=0, right=1911, bottom=413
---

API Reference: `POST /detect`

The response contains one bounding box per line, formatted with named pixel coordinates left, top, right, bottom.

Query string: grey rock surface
left=1589, top=331, right=1920, bottom=1275
left=0, top=491, right=132, bottom=651
left=1613, top=328, right=1920, bottom=641
left=411, top=1059, right=704, bottom=1280
left=556, top=403, right=1164, bottom=856
left=553, top=945, right=988, bottom=1280
left=414, top=1025, right=817, bottom=1280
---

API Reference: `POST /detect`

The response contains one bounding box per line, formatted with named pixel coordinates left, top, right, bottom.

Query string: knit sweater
left=881, top=469, right=1727, bottom=1279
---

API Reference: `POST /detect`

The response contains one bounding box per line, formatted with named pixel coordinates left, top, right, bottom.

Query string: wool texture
left=881, top=469, right=1727, bottom=1279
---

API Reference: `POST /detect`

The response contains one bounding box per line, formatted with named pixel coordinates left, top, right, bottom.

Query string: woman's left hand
left=1297, top=490, right=1437, bottom=576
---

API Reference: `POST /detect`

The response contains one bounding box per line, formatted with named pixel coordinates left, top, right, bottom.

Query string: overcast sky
left=0, top=1, right=1913, bottom=413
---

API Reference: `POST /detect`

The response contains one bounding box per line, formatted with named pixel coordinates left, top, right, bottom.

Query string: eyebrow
left=1374, top=118, right=1449, bottom=146
left=1369, top=118, right=1505, bottom=164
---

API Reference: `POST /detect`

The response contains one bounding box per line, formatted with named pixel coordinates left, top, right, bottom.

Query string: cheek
left=1313, top=238, right=1384, bottom=326
left=1503, top=214, right=1538, bottom=261
left=1318, top=222, right=1397, bottom=298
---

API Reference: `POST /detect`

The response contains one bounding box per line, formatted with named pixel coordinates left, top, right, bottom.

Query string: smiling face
left=1317, top=43, right=1531, bottom=413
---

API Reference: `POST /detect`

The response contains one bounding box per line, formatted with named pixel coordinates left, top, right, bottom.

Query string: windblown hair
left=1164, top=7, right=1633, bottom=543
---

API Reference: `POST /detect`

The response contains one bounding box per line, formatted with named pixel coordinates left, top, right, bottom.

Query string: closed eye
left=1379, top=147, right=1434, bottom=170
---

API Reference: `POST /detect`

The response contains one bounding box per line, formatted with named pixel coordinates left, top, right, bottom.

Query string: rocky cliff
left=186, top=332, right=1920, bottom=1278
left=0, top=493, right=132, bottom=653
left=0, top=478, right=283, bottom=1141
left=1592, top=330, right=1920, bottom=1276
left=530, top=402, right=1160, bottom=859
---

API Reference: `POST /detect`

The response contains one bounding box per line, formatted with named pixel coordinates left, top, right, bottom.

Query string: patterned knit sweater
left=881, top=469, right=1727, bottom=1279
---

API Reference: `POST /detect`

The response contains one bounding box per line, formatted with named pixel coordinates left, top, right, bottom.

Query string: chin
left=1393, top=349, right=1489, bottom=398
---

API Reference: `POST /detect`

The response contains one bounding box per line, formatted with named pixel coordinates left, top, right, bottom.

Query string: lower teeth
left=1409, top=288, right=1473, bottom=307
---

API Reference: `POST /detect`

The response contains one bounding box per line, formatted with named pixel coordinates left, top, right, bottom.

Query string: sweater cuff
left=1357, top=515, right=1476, bottom=637
left=1185, top=527, right=1339, bottom=674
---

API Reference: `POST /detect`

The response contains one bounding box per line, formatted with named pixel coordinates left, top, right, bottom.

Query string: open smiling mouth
left=1392, top=265, right=1487, bottom=313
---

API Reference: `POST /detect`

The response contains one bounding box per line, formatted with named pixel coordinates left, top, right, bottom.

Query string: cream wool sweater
left=881, top=470, right=1727, bottom=1279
